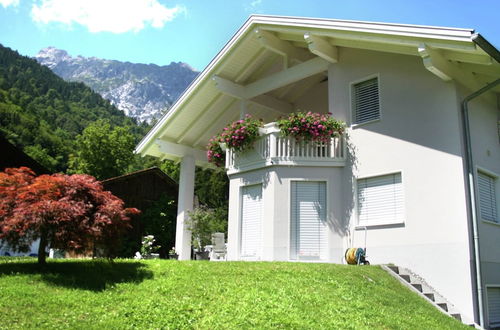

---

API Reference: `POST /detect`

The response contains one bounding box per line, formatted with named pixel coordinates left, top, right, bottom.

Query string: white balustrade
left=225, top=122, right=346, bottom=173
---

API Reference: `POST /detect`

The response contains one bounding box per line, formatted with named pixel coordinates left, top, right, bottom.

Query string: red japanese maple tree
left=0, top=167, right=139, bottom=264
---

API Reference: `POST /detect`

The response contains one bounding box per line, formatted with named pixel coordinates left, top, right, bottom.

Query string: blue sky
left=1, top=0, right=499, bottom=71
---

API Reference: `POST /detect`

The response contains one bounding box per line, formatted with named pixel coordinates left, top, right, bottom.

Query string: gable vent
left=353, top=77, right=380, bottom=125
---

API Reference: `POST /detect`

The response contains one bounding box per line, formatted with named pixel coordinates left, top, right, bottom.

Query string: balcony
left=225, top=122, right=346, bottom=174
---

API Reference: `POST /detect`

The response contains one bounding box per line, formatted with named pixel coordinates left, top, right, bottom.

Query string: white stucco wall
left=466, top=92, right=500, bottom=327
left=227, top=166, right=345, bottom=262
left=327, top=48, right=475, bottom=320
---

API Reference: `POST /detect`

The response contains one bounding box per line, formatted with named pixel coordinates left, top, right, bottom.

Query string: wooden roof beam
left=254, top=28, right=310, bottom=67
left=304, top=33, right=338, bottom=63
left=245, top=56, right=330, bottom=98
left=213, top=56, right=329, bottom=99
left=419, top=44, right=493, bottom=98
left=155, top=139, right=207, bottom=163
left=212, top=75, right=293, bottom=114
left=418, top=44, right=454, bottom=81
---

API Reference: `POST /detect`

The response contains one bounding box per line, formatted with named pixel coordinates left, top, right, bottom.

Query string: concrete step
left=387, top=265, right=399, bottom=274
left=412, top=283, right=423, bottom=292
left=437, top=302, right=448, bottom=312
left=424, top=293, right=435, bottom=301
left=400, top=274, right=411, bottom=283
left=381, top=265, right=479, bottom=328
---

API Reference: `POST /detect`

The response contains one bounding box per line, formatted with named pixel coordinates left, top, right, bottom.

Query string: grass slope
left=0, top=258, right=466, bottom=329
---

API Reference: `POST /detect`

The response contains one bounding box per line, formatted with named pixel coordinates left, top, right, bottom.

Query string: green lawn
left=0, top=258, right=466, bottom=329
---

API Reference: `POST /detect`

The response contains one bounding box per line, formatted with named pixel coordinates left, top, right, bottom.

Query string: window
left=290, top=181, right=327, bottom=260
left=352, top=77, right=380, bottom=125
left=478, top=171, right=498, bottom=223
left=487, top=287, right=500, bottom=328
left=357, top=173, right=404, bottom=226
left=240, top=184, right=263, bottom=258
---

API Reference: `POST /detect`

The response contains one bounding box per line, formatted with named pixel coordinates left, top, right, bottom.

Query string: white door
left=488, top=287, right=500, bottom=329
left=240, top=184, right=263, bottom=259
left=290, top=181, right=327, bottom=260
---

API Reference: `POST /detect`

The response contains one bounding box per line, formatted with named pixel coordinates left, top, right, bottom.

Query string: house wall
left=326, top=48, right=475, bottom=320
left=227, top=166, right=346, bottom=262
left=225, top=47, right=492, bottom=322
left=465, top=91, right=500, bottom=327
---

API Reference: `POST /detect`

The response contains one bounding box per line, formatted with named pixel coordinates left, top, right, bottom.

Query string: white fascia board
left=248, top=15, right=475, bottom=43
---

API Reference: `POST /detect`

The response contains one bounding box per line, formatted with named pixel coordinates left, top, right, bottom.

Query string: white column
left=327, top=64, right=348, bottom=122
left=240, top=99, right=248, bottom=119
left=175, top=154, right=195, bottom=260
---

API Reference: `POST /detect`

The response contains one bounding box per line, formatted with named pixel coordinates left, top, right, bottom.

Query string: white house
left=136, top=15, right=500, bottom=328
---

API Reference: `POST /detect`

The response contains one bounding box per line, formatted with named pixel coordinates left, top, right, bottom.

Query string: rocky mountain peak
left=36, top=47, right=72, bottom=69
left=35, top=48, right=198, bottom=123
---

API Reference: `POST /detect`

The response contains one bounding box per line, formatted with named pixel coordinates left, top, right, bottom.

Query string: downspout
left=461, top=77, right=500, bottom=327
left=465, top=33, right=500, bottom=327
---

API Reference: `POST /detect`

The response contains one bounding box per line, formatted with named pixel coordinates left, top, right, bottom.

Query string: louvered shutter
left=357, top=173, right=403, bottom=225
left=240, top=184, right=263, bottom=258
left=488, top=287, right=500, bottom=328
left=478, top=172, right=498, bottom=223
left=291, top=181, right=327, bottom=260
left=353, top=77, right=380, bottom=124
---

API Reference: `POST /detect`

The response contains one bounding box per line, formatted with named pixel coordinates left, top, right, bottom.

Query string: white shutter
left=478, top=172, right=498, bottom=223
left=353, top=77, right=380, bottom=124
left=240, top=184, right=262, bottom=258
left=488, top=287, right=500, bottom=328
left=357, top=173, right=403, bottom=225
left=291, top=181, right=327, bottom=260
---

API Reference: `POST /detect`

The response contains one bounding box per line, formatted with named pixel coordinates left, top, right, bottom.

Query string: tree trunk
left=37, top=233, right=47, bottom=265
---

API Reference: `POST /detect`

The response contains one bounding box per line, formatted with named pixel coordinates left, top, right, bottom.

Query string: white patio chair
left=210, top=232, right=227, bottom=261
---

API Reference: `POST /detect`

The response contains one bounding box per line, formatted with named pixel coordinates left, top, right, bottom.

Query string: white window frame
left=350, top=73, right=382, bottom=128
left=486, top=284, right=500, bottom=329
left=355, top=171, right=405, bottom=227
left=288, top=179, right=329, bottom=261
left=476, top=167, right=500, bottom=225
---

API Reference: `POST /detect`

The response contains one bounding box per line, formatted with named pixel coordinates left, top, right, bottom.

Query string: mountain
left=0, top=44, right=146, bottom=172
left=35, top=47, right=199, bottom=122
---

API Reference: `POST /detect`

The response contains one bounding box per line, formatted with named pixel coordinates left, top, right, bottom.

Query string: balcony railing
left=225, top=122, right=346, bottom=174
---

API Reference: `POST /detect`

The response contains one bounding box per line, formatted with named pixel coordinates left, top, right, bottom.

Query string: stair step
left=400, top=274, right=411, bottom=283
left=437, top=303, right=448, bottom=312
left=412, top=283, right=423, bottom=292
left=424, top=293, right=435, bottom=301
left=387, top=265, right=399, bottom=274
left=450, top=314, right=461, bottom=321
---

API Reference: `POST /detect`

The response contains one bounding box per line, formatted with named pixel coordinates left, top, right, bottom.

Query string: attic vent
left=352, top=77, right=380, bottom=125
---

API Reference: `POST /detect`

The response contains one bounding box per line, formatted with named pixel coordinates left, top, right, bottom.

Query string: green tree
left=69, top=120, right=135, bottom=180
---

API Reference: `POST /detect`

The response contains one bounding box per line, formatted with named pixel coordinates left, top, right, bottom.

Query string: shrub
left=187, top=206, right=227, bottom=250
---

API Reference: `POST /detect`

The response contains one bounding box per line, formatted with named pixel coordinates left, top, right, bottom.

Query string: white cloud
left=245, top=0, right=263, bottom=12
left=31, top=0, right=184, bottom=33
left=250, top=0, right=262, bottom=7
left=0, top=0, right=19, bottom=8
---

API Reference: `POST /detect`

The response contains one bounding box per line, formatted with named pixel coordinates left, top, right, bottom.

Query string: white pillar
left=175, top=154, right=195, bottom=260
left=240, top=99, right=248, bottom=119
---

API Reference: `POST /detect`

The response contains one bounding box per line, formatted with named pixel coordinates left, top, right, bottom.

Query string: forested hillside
left=0, top=44, right=148, bottom=172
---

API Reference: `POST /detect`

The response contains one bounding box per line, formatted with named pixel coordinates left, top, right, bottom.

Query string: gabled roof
left=101, top=167, right=177, bottom=187
left=0, top=135, right=51, bottom=174
left=136, top=15, right=500, bottom=166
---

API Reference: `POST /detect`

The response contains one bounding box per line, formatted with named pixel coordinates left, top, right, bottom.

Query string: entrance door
left=240, top=184, right=263, bottom=259
left=291, top=181, right=327, bottom=260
